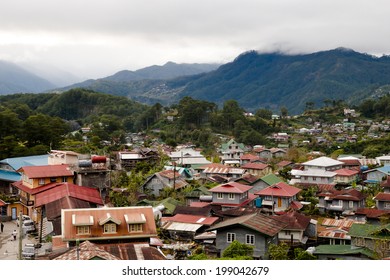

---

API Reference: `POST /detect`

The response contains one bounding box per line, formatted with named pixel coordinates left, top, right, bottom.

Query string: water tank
left=78, top=160, right=92, bottom=167
left=360, top=165, right=369, bottom=171
left=92, top=156, right=107, bottom=163
left=199, top=195, right=212, bottom=202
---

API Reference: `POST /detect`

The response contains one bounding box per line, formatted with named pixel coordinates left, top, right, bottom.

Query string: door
left=11, top=207, right=17, bottom=220
left=278, top=198, right=282, bottom=208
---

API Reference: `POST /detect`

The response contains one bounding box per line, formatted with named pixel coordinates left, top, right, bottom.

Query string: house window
left=384, top=202, right=390, bottom=209
left=228, top=193, right=235, bottom=200
left=227, top=232, right=236, bottom=243
left=38, top=178, right=45, bottom=185
left=355, top=237, right=365, bottom=246
left=50, top=177, right=57, bottom=182
left=246, top=234, right=255, bottom=245
left=62, top=176, right=67, bottom=182
left=348, top=201, right=354, bottom=208
left=129, top=224, right=143, bottom=232
left=103, top=223, right=117, bottom=233
left=217, top=193, right=223, bottom=199
left=77, top=226, right=90, bottom=235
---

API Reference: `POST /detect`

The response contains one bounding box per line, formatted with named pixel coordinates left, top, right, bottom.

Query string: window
left=385, top=202, right=390, bottom=209
left=62, top=176, right=67, bottom=182
left=217, top=193, right=223, bottom=199
left=228, top=193, right=235, bottom=200
left=355, top=237, right=365, bottom=246
left=103, top=223, right=117, bottom=233
left=129, top=224, right=143, bottom=232
left=245, top=234, right=255, bottom=245
left=348, top=201, right=354, bottom=208
left=38, top=178, right=45, bottom=185
left=50, top=177, right=57, bottom=182
left=77, top=226, right=90, bottom=235
left=227, top=232, right=236, bottom=243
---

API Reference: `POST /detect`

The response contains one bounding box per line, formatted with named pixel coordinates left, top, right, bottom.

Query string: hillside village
left=0, top=104, right=390, bottom=260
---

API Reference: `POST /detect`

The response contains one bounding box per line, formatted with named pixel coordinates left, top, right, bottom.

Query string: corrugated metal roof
left=0, top=154, right=49, bottom=171
left=162, top=221, right=203, bottom=232
left=208, top=213, right=288, bottom=237
left=18, top=164, right=73, bottom=178
left=162, top=214, right=218, bottom=226
left=0, top=170, right=21, bottom=182
left=210, top=182, right=253, bottom=193
left=255, top=182, right=301, bottom=197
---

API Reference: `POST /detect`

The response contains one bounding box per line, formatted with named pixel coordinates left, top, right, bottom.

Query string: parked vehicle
left=16, top=215, right=32, bottom=227
left=22, top=220, right=36, bottom=233
left=22, top=243, right=35, bottom=259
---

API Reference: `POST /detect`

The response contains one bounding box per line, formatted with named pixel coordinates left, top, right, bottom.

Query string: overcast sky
left=1, top=0, right=390, bottom=80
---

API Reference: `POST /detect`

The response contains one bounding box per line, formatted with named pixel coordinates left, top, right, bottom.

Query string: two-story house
left=349, top=223, right=390, bottom=259
left=11, top=164, right=74, bottom=219
left=241, top=163, right=272, bottom=177
left=219, top=139, right=246, bottom=166
left=53, top=206, right=158, bottom=251
left=363, top=165, right=390, bottom=185
left=207, top=213, right=288, bottom=259
left=374, top=177, right=390, bottom=211
left=334, top=168, right=359, bottom=186
left=254, top=182, right=301, bottom=213
left=317, top=188, right=367, bottom=215
left=141, top=170, right=188, bottom=197
left=209, top=182, right=255, bottom=210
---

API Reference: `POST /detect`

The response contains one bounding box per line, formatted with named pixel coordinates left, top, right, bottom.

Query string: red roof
left=334, top=168, right=359, bottom=176
left=190, top=202, right=211, bottom=208
left=162, top=214, right=219, bottom=226
left=241, top=162, right=269, bottom=170
left=18, top=164, right=73, bottom=178
left=158, top=170, right=180, bottom=179
left=210, top=182, right=253, bottom=193
left=255, top=182, right=301, bottom=197
left=374, top=192, right=390, bottom=202
left=240, top=154, right=260, bottom=161
left=355, top=208, right=390, bottom=218
left=35, top=182, right=103, bottom=206
left=12, top=181, right=61, bottom=195
left=0, top=199, right=6, bottom=207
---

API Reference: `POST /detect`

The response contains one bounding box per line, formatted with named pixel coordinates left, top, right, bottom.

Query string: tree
left=221, top=240, right=253, bottom=259
left=255, top=108, right=273, bottom=120
left=268, top=243, right=290, bottom=260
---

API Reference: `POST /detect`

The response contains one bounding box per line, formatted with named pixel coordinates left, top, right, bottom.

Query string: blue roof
left=0, top=169, right=22, bottom=182
left=0, top=155, right=49, bottom=171
left=377, top=165, right=390, bottom=175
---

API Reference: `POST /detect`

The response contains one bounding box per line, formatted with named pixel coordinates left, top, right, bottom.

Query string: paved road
left=0, top=220, right=51, bottom=260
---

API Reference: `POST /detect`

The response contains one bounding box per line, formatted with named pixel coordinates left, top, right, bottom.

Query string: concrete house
left=209, top=182, right=255, bottom=209
left=207, top=213, right=288, bottom=259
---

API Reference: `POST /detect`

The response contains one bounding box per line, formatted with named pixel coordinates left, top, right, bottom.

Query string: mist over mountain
left=0, top=60, right=56, bottom=94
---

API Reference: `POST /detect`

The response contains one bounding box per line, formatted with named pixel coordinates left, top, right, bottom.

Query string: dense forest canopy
left=0, top=88, right=390, bottom=159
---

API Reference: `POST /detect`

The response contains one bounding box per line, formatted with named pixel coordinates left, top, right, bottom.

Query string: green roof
left=349, top=223, right=390, bottom=240
left=313, top=245, right=374, bottom=258
left=260, top=174, right=283, bottom=186
left=221, top=139, right=245, bottom=151
left=136, top=197, right=183, bottom=215
left=185, top=186, right=211, bottom=198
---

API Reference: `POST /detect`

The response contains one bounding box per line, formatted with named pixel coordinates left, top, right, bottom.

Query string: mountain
left=54, top=48, right=390, bottom=114
left=58, top=62, right=220, bottom=91
left=177, top=48, right=390, bottom=114
left=0, top=60, right=56, bottom=94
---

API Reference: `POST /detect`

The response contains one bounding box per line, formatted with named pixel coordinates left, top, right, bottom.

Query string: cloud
left=1, top=0, right=390, bottom=78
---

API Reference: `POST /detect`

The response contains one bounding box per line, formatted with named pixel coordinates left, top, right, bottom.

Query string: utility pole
left=18, top=212, right=23, bottom=260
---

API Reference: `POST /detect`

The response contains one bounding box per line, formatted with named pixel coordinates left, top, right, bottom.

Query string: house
left=160, top=214, right=219, bottom=241
left=302, top=156, right=344, bottom=171
left=363, top=165, right=390, bottom=184
left=253, top=147, right=272, bottom=159
left=317, top=218, right=355, bottom=245
left=241, top=162, right=272, bottom=177
left=273, top=211, right=316, bottom=245
left=374, top=178, right=390, bottom=211
left=337, top=156, right=361, bottom=172
left=0, top=154, right=49, bottom=195
left=312, top=244, right=372, bottom=260
left=348, top=223, right=390, bottom=259
left=376, top=155, right=390, bottom=166
left=352, top=208, right=390, bottom=225
left=334, top=169, right=359, bottom=185
left=209, top=182, right=256, bottom=209
left=219, top=139, right=245, bottom=166
left=183, top=186, right=212, bottom=206
left=34, top=182, right=104, bottom=236
left=254, top=182, right=301, bottom=213
left=11, top=164, right=74, bottom=219
left=53, top=206, right=158, bottom=250
left=114, top=148, right=159, bottom=171
left=48, top=150, right=80, bottom=166
left=248, top=173, right=284, bottom=194
left=201, top=163, right=245, bottom=179
left=270, top=148, right=287, bottom=158
left=169, top=147, right=211, bottom=168
left=317, top=188, right=367, bottom=215
left=207, top=213, right=288, bottom=259
left=240, top=153, right=261, bottom=165
left=141, top=170, right=188, bottom=197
